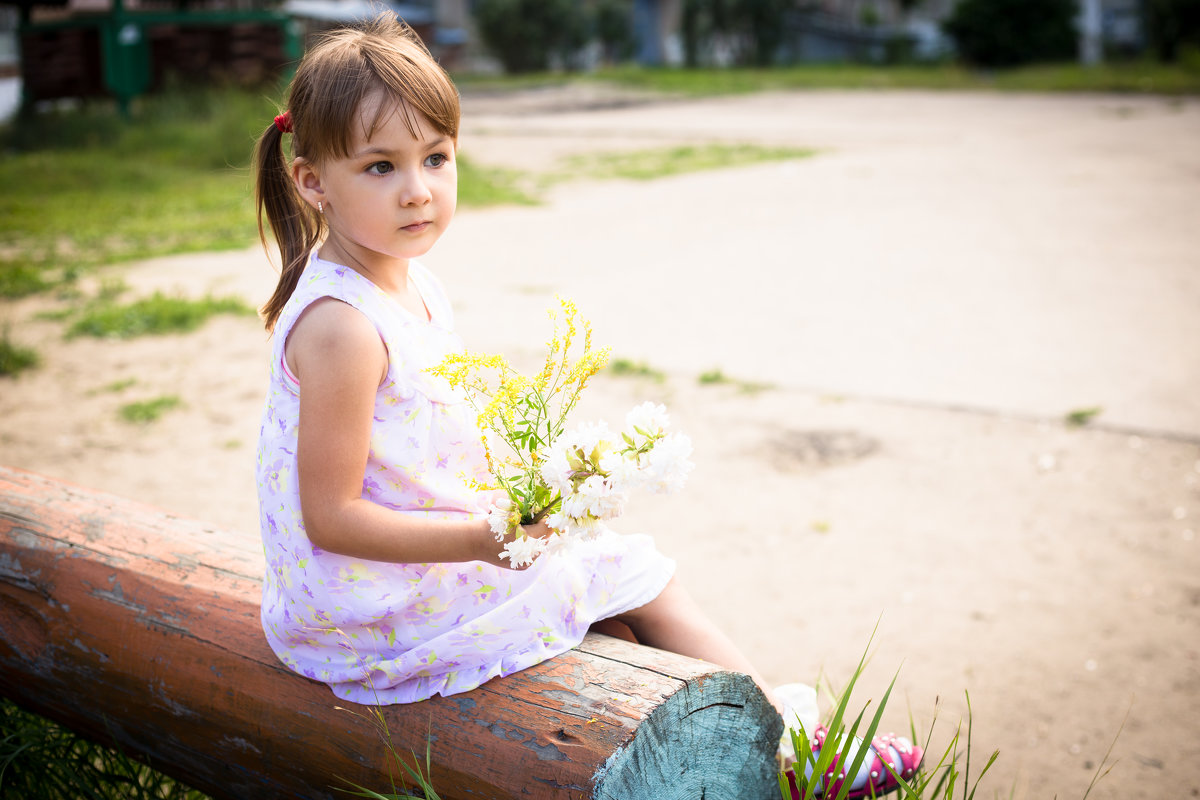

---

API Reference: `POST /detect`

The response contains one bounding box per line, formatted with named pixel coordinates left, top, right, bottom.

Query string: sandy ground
left=2, top=88, right=1199, bottom=798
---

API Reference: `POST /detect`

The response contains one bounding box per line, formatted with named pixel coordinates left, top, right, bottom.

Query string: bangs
left=289, top=16, right=460, bottom=163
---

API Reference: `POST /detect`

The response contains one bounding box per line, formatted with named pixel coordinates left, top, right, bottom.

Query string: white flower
left=625, top=401, right=670, bottom=438
left=541, top=421, right=612, bottom=494
left=575, top=474, right=626, bottom=520
left=566, top=514, right=602, bottom=537
left=500, top=534, right=546, bottom=568
left=487, top=498, right=513, bottom=540
left=544, top=510, right=570, bottom=534
left=539, top=446, right=574, bottom=495
left=599, top=450, right=642, bottom=490
left=492, top=400, right=692, bottom=561
left=560, top=491, right=594, bottom=521
left=566, top=421, right=612, bottom=457
left=640, top=432, right=694, bottom=494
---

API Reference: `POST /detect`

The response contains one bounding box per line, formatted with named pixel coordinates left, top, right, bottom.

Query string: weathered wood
left=0, top=466, right=782, bottom=799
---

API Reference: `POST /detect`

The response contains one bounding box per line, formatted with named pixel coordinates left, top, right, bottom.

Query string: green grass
left=119, top=395, right=182, bottom=423
left=458, top=155, right=539, bottom=206
left=779, top=629, right=1125, bottom=800
left=587, top=61, right=1200, bottom=96
left=0, top=698, right=209, bottom=800
left=453, top=72, right=578, bottom=93
left=8, top=61, right=1191, bottom=303
left=96, top=377, right=138, bottom=394
left=608, top=357, right=666, bottom=382
left=0, top=328, right=39, bottom=376
left=1065, top=406, right=1104, bottom=427
left=0, top=87, right=276, bottom=298
left=0, top=86, right=547, bottom=299
left=66, top=293, right=256, bottom=339
left=336, top=707, right=442, bottom=800
left=0, top=264, right=60, bottom=299
left=699, top=368, right=731, bottom=385
left=780, top=627, right=1000, bottom=800
left=698, top=367, right=774, bottom=394
left=549, top=143, right=815, bottom=183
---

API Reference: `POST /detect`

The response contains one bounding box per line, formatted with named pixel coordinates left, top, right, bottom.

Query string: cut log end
left=596, top=671, right=783, bottom=799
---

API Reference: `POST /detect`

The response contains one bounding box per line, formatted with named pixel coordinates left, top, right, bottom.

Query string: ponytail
left=255, top=120, right=323, bottom=332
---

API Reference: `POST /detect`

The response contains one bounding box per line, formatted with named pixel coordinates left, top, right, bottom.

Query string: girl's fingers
left=520, top=519, right=555, bottom=540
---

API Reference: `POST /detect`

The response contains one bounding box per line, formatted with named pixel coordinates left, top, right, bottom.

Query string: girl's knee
left=589, top=618, right=638, bottom=642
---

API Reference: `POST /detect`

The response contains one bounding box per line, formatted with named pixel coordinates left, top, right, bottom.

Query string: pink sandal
left=784, top=725, right=924, bottom=799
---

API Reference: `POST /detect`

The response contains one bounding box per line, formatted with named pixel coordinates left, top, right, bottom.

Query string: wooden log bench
left=0, top=466, right=783, bottom=799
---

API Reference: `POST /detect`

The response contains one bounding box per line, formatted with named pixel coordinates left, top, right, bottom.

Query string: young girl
left=253, top=13, right=771, bottom=706
left=253, top=16, right=919, bottom=795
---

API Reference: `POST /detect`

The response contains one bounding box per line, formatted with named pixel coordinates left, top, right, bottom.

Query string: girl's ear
left=291, top=157, right=325, bottom=211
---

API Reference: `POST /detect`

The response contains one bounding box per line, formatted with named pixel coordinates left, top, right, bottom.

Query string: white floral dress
left=255, top=253, right=675, bottom=703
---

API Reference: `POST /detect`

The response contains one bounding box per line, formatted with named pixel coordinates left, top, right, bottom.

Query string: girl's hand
left=486, top=518, right=556, bottom=571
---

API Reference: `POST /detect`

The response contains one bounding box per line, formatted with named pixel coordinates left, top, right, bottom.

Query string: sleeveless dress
left=256, top=253, right=675, bottom=703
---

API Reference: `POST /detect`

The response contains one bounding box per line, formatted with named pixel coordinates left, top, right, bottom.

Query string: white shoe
left=775, top=682, right=819, bottom=764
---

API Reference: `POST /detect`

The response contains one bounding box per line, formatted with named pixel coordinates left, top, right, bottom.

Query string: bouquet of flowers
left=429, top=298, right=693, bottom=567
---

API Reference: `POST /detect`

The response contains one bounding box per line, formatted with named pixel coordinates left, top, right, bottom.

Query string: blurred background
left=2, top=1, right=1199, bottom=799
left=1, top=0, right=1197, bottom=121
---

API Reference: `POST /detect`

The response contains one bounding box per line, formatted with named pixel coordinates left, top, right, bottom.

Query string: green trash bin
left=100, top=16, right=150, bottom=115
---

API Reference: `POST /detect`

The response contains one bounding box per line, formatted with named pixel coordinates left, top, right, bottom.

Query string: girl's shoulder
left=274, top=254, right=387, bottom=338
left=284, top=295, right=387, bottom=385
left=294, top=255, right=376, bottom=310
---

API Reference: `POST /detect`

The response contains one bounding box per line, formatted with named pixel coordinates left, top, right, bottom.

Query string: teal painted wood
left=583, top=635, right=783, bottom=800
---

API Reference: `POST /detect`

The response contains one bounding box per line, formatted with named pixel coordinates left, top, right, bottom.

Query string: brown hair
left=255, top=15, right=460, bottom=330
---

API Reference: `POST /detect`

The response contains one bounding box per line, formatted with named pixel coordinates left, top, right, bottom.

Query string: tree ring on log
left=592, top=672, right=783, bottom=799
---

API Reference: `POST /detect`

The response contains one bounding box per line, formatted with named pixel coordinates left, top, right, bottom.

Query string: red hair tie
left=274, top=111, right=293, bottom=133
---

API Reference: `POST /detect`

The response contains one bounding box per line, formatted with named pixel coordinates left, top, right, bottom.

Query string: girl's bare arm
left=288, top=298, right=546, bottom=568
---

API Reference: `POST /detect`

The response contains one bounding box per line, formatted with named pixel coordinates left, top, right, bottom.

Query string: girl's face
left=295, top=92, right=457, bottom=274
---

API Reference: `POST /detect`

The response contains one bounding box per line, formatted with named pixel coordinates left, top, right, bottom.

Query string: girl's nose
left=400, top=169, right=433, bottom=206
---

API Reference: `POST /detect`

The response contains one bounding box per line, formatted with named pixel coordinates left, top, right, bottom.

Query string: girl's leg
left=589, top=617, right=638, bottom=642
left=612, top=576, right=781, bottom=713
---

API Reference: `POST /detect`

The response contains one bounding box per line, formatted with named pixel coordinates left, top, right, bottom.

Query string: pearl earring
left=317, top=201, right=323, bottom=214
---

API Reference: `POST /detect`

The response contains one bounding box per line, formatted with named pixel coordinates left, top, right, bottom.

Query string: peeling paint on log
left=0, top=466, right=783, bottom=799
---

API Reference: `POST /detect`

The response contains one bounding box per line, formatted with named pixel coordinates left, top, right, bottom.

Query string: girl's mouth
left=402, top=221, right=431, bottom=233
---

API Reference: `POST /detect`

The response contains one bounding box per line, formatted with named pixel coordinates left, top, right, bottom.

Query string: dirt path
left=2, top=88, right=1198, bottom=798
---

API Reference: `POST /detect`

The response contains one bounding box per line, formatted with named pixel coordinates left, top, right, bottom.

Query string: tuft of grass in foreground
left=67, top=293, right=256, bottom=339
left=588, top=61, right=1200, bottom=97
left=0, top=698, right=209, bottom=800
left=780, top=627, right=1124, bottom=800
left=119, top=395, right=182, bottom=423
left=780, top=627, right=1000, bottom=800
left=0, top=328, right=39, bottom=376
left=336, top=707, right=442, bottom=800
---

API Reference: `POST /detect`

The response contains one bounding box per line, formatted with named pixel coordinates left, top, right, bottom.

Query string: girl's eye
left=425, top=153, right=448, bottom=168
left=366, top=161, right=393, bottom=175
